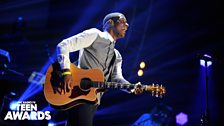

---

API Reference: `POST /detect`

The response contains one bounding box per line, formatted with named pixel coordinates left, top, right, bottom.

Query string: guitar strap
left=106, top=51, right=116, bottom=82
left=97, top=52, right=116, bottom=93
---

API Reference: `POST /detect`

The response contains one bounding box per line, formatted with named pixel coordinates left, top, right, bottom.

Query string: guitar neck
left=92, top=82, right=136, bottom=90
left=80, top=79, right=165, bottom=97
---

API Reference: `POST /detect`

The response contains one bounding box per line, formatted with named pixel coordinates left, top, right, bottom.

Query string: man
left=56, top=12, right=143, bottom=126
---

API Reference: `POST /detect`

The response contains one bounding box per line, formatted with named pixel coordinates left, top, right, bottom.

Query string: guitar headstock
left=145, top=83, right=166, bottom=98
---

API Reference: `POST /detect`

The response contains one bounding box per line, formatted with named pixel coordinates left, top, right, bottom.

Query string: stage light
left=176, top=112, right=188, bottom=125
left=18, top=53, right=56, bottom=101
left=48, top=121, right=56, bottom=126
left=48, top=120, right=66, bottom=126
left=10, top=91, right=16, bottom=96
left=56, top=120, right=66, bottom=125
left=17, top=16, right=23, bottom=21
left=9, top=100, right=19, bottom=111
left=140, top=61, right=146, bottom=69
left=138, top=69, right=144, bottom=76
left=28, top=71, right=46, bottom=85
left=0, top=48, right=10, bottom=63
left=200, top=54, right=212, bottom=67
left=199, top=53, right=213, bottom=124
left=200, top=60, right=212, bottom=67
left=0, top=49, right=11, bottom=75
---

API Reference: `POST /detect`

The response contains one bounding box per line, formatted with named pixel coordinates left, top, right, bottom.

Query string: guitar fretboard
left=92, top=82, right=135, bottom=89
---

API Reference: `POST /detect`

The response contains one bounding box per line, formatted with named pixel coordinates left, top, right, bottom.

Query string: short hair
left=103, top=12, right=127, bottom=26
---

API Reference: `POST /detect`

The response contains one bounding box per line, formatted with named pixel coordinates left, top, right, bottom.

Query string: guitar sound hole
left=80, top=78, right=93, bottom=91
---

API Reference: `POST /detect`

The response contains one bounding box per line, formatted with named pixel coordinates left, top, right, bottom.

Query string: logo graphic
left=4, top=101, right=51, bottom=120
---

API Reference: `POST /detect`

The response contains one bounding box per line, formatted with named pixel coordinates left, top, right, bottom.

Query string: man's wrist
left=61, top=71, right=72, bottom=76
left=61, top=69, right=71, bottom=76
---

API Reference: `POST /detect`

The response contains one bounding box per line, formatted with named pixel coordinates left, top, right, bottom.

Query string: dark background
left=0, top=0, right=223, bottom=126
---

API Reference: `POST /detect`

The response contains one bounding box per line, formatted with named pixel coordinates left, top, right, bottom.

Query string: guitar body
left=44, top=62, right=104, bottom=110
left=44, top=63, right=166, bottom=110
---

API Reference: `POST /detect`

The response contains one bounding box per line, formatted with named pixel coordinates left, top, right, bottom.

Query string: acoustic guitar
left=44, top=62, right=166, bottom=110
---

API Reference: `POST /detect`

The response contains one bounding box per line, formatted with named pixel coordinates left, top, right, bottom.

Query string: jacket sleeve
left=111, top=49, right=131, bottom=93
left=56, top=28, right=99, bottom=69
left=111, top=49, right=129, bottom=83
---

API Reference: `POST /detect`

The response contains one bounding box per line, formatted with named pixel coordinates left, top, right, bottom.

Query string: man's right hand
left=61, top=74, right=72, bottom=95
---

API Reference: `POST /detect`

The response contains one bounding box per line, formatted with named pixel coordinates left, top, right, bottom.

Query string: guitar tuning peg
left=156, top=91, right=159, bottom=97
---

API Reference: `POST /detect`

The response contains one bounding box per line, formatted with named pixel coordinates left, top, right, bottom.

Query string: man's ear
left=103, top=19, right=114, bottom=30
left=108, top=19, right=114, bottom=26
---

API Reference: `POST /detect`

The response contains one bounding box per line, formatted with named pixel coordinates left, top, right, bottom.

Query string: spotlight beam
left=18, top=52, right=56, bottom=101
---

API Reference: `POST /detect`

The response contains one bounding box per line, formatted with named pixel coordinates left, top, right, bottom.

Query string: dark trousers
left=66, top=104, right=97, bottom=126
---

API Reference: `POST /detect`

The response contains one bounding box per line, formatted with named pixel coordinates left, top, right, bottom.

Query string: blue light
left=9, top=101, right=19, bottom=110
left=176, top=112, right=188, bottom=125
left=28, top=71, right=45, bottom=85
left=48, top=121, right=56, bottom=126
left=132, top=113, right=160, bottom=126
left=200, top=60, right=212, bottom=67
left=10, top=92, right=16, bottom=96
left=47, top=120, right=66, bottom=126
left=0, top=48, right=10, bottom=63
left=18, top=52, right=56, bottom=101
left=203, top=54, right=211, bottom=59
left=18, top=16, right=23, bottom=21
left=200, top=54, right=212, bottom=67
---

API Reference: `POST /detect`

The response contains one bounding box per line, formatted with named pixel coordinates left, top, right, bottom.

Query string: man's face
left=114, top=18, right=129, bottom=38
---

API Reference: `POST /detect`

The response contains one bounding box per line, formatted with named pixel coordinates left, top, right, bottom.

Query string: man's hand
left=130, top=82, right=144, bottom=95
left=61, top=74, right=72, bottom=95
